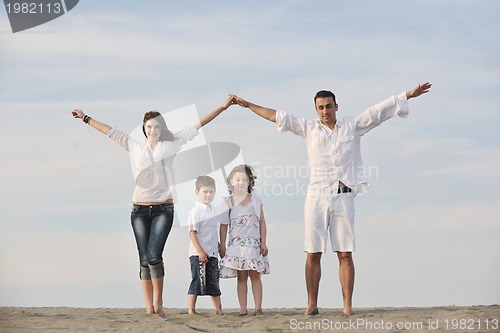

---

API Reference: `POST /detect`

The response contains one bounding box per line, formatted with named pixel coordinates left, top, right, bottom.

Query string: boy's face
left=196, top=185, right=216, bottom=205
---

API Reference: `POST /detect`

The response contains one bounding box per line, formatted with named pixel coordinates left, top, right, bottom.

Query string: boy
left=187, top=175, right=224, bottom=315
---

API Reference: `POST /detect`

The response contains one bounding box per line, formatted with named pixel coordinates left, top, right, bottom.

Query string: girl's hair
left=142, top=111, right=175, bottom=141
left=227, top=164, right=256, bottom=194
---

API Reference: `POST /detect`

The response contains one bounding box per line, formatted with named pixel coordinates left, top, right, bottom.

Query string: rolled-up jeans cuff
left=139, top=265, right=151, bottom=280
left=149, top=262, right=165, bottom=279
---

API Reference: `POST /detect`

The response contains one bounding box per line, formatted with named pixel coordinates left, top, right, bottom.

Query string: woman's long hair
left=142, top=111, right=175, bottom=141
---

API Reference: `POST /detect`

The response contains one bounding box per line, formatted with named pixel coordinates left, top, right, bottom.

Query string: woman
left=71, top=96, right=235, bottom=316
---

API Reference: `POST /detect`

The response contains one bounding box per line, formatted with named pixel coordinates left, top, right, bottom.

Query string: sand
left=1, top=305, right=499, bottom=333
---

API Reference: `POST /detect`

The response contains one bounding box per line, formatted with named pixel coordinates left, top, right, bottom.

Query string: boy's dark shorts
left=188, top=256, right=221, bottom=296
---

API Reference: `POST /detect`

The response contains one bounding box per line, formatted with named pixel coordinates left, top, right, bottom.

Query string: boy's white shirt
left=187, top=198, right=228, bottom=258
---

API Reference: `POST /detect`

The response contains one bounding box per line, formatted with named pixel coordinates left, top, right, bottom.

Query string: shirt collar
left=195, top=201, right=212, bottom=210
left=316, top=118, right=344, bottom=130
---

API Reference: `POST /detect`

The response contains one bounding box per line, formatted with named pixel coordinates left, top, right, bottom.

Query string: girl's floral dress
left=219, top=194, right=270, bottom=278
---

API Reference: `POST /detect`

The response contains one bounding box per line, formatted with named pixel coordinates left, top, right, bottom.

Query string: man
left=232, top=82, right=432, bottom=316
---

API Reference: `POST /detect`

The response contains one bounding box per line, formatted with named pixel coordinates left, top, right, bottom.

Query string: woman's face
left=144, top=118, right=162, bottom=142
left=230, top=171, right=249, bottom=194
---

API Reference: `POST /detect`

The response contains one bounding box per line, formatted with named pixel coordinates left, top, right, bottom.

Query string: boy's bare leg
left=187, top=295, right=197, bottom=314
left=211, top=296, right=223, bottom=315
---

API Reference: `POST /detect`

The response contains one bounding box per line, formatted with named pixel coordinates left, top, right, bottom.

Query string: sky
left=0, top=0, right=499, bottom=310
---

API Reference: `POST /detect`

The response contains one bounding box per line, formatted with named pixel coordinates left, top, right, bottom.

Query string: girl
left=71, top=96, right=235, bottom=317
left=219, top=164, right=270, bottom=316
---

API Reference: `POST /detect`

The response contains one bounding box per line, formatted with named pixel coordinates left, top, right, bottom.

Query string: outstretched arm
left=232, top=95, right=277, bottom=123
left=71, top=109, right=112, bottom=134
left=406, top=82, right=432, bottom=99
left=195, top=95, right=237, bottom=129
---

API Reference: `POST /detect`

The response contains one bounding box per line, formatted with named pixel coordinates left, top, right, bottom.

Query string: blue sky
left=1, top=0, right=499, bottom=310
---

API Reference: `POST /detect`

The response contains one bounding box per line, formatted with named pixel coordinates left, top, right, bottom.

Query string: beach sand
left=1, top=305, right=499, bottom=333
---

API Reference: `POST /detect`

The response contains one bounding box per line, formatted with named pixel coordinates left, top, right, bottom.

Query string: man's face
left=315, top=97, right=338, bottom=127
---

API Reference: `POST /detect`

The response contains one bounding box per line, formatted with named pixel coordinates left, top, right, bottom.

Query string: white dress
left=219, top=195, right=270, bottom=278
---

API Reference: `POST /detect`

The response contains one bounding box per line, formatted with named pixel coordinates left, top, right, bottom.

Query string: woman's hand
left=71, top=109, right=85, bottom=119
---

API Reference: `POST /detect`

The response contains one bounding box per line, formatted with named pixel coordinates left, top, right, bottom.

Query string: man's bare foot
left=215, top=309, right=224, bottom=315
left=305, top=307, right=319, bottom=315
left=342, top=308, right=354, bottom=317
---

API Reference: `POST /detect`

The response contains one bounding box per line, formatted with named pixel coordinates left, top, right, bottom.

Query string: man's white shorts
left=304, top=193, right=355, bottom=253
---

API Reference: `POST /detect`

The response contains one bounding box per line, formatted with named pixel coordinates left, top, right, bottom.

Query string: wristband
left=83, top=115, right=92, bottom=124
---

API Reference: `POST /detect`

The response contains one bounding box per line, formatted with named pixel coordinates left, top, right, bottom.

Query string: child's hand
left=199, top=251, right=209, bottom=263
left=261, top=243, right=269, bottom=257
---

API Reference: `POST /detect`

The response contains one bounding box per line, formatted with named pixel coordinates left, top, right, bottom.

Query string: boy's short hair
left=195, top=175, right=216, bottom=191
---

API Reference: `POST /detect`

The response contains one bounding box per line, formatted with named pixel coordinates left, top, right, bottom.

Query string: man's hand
left=406, top=82, right=432, bottom=99
left=231, top=94, right=250, bottom=108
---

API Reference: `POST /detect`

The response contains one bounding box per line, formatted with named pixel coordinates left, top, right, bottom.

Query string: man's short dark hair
left=314, top=90, right=337, bottom=105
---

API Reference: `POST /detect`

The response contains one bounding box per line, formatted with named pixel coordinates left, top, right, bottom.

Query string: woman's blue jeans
left=131, top=203, right=174, bottom=280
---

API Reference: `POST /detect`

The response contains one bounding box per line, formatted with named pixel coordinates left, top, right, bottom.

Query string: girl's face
left=230, top=171, right=249, bottom=194
left=144, top=118, right=161, bottom=142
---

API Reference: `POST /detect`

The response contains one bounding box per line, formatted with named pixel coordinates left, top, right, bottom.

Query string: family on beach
left=71, top=82, right=431, bottom=317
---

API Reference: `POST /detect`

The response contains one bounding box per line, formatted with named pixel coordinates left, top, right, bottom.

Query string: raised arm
left=195, top=95, right=237, bottom=130
left=406, top=82, right=432, bottom=99
left=232, top=95, right=277, bottom=123
left=71, top=109, right=112, bottom=134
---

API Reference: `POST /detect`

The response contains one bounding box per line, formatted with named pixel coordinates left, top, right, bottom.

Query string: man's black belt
left=338, top=186, right=352, bottom=194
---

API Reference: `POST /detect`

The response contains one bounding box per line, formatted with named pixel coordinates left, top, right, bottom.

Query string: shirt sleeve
left=355, top=92, right=409, bottom=136
left=173, top=123, right=199, bottom=147
left=276, top=110, right=308, bottom=138
left=187, top=208, right=199, bottom=232
left=107, top=127, right=132, bottom=151
left=252, top=194, right=263, bottom=221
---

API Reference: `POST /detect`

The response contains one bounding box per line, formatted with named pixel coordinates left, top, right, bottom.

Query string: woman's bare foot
left=154, top=304, right=165, bottom=317
left=188, top=309, right=197, bottom=315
